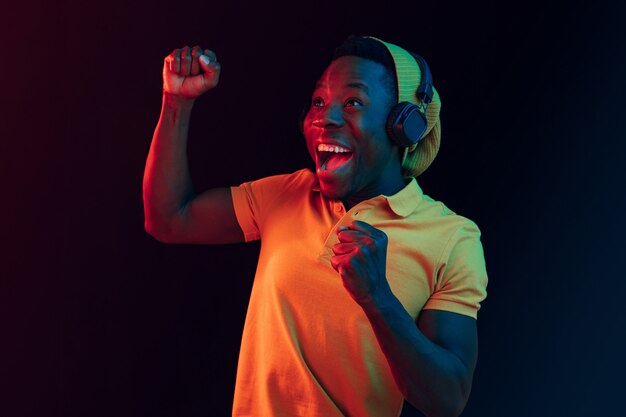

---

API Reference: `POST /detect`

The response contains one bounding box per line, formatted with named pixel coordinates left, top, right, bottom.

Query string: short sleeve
left=423, top=220, right=488, bottom=319
left=230, top=169, right=314, bottom=243
left=230, top=181, right=262, bottom=242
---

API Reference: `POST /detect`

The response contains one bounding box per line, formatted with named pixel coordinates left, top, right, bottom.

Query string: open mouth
left=317, top=143, right=354, bottom=172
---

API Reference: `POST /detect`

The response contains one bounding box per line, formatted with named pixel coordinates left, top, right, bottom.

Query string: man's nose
left=312, top=103, right=344, bottom=128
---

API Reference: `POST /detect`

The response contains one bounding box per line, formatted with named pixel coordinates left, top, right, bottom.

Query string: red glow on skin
left=302, top=56, right=405, bottom=209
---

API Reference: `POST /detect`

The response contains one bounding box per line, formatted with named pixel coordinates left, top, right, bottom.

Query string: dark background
left=3, top=0, right=625, bottom=416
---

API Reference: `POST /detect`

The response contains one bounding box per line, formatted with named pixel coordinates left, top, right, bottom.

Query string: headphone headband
left=365, top=36, right=433, bottom=109
left=364, top=36, right=435, bottom=150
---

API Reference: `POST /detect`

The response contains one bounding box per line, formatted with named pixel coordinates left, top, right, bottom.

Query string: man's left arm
left=365, top=295, right=477, bottom=417
left=331, top=221, right=482, bottom=417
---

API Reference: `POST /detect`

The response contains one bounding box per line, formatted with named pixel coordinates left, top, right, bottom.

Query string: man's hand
left=330, top=220, right=392, bottom=306
left=163, top=46, right=221, bottom=99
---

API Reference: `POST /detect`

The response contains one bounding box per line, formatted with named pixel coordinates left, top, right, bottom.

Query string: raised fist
left=163, top=46, right=221, bottom=99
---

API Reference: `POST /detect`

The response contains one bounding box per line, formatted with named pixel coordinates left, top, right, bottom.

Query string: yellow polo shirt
left=230, top=168, right=488, bottom=417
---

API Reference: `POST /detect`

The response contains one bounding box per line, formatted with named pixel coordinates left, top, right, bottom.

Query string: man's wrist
left=162, top=92, right=196, bottom=110
left=358, top=283, right=398, bottom=316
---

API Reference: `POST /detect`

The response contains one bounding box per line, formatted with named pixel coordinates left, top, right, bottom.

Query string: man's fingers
left=162, top=45, right=221, bottom=97
left=349, top=220, right=379, bottom=234
left=199, top=55, right=220, bottom=72
left=199, top=49, right=220, bottom=74
left=332, top=243, right=355, bottom=255
left=336, top=225, right=376, bottom=245
left=203, top=49, right=217, bottom=62
left=180, top=46, right=192, bottom=76
left=336, top=225, right=366, bottom=243
left=336, top=229, right=363, bottom=243
left=169, top=48, right=182, bottom=73
left=190, top=46, right=203, bottom=75
left=166, top=46, right=217, bottom=75
left=349, top=220, right=388, bottom=245
left=330, top=254, right=351, bottom=274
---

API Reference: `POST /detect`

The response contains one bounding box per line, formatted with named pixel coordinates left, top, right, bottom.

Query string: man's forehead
left=314, top=80, right=370, bottom=93
left=314, top=56, right=387, bottom=91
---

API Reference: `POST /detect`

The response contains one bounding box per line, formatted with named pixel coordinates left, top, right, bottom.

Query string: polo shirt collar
left=384, top=177, right=423, bottom=217
left=313, top=176, right=423, bottom=218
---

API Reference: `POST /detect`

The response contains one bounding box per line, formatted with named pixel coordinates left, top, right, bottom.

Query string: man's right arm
left=142, top=45, right=244, bottom=245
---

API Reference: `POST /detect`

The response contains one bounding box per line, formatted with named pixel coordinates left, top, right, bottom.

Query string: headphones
left=299, top=37, right=434, bottom=149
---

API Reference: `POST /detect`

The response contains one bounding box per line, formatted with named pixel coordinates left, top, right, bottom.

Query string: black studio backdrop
left=2, top=1, right=626, bottom=416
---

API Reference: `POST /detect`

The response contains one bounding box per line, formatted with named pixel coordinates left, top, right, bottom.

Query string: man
left=143, top=35, right=488, bottom=417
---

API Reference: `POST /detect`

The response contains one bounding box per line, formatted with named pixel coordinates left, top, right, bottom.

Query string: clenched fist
left=331, top=220, right=393, bottom=307
left=163, top=45, right=221, bottom=99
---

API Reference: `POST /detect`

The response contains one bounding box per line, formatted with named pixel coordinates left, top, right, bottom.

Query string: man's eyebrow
left=314, top=81, right=370, bottom=93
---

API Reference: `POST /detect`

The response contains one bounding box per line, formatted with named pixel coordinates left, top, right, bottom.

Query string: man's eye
left=345, top=98, right=363, bottom=107
left=312, top=97, right=324, bottom=107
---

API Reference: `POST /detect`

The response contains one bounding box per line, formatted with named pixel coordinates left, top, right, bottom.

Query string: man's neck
left=342, top=175, right=407, bottom=210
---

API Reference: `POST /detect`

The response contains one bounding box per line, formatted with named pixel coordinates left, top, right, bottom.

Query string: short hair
left=332, top=35, right=399, bottom=106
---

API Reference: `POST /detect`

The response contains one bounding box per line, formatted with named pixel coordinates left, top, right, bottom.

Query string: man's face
left=303, top=56, right=402, bottom=203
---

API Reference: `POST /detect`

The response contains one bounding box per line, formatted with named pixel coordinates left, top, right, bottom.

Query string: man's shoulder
left=412, top=191, right=481, bottom=235
left=280, top=168, right=317, bottom=188
left=235, top=168, right=318, bottom=208
left=243, top=168, right=316, bottom=191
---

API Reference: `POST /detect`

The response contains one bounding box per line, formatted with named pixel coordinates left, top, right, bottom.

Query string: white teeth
left=317, top=143, right=350, bottom=153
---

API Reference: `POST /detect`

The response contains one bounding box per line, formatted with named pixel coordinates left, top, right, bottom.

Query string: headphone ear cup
left=386, top=102, right=428, bottom=147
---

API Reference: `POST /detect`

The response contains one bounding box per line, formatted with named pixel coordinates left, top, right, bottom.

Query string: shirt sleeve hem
left=421, top=300, right=479, bottom=319
left=230, top=186, right=261, bottom=242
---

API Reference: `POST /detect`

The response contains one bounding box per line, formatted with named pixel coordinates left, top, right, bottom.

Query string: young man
left=143, top=36, right=488, bottom=417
